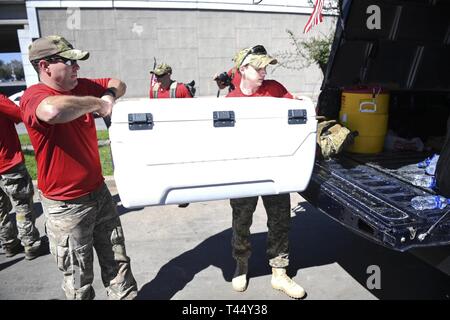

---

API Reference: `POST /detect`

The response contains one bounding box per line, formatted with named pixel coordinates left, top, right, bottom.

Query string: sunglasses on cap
left=240, top=45, right=267, bottom=67
left=45, top=56, right=78, bottom=66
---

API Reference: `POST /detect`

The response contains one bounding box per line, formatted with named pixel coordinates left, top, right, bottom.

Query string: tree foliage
left=272, top=0, right=339, bottom=76
left=0, top=59, right=25, bottom=81
left=273, top=29, right=334, bottom=76
left=297, top=31, right=334, bottom=75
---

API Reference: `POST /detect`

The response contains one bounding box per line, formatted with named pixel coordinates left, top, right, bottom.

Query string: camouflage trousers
left=230, top=193, right=291, bottom=268
left=40, top=183, right=138, bottom=300
left=0, top=162, right=41, bottom=248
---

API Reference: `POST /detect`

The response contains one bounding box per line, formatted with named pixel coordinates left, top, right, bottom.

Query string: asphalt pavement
left=0, top=179, right=449, bottom=300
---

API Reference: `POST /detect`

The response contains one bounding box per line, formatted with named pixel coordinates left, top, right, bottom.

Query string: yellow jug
left=339, top=88, right=390, bottom=154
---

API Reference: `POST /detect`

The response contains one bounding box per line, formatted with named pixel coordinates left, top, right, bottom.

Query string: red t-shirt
left=149, top=82, right=193, bottom=98
left=226, top=79, right=294, bottom=98
left=0, top=94, right=24, bottom=174
left=20, top=78, right=110, bottom=200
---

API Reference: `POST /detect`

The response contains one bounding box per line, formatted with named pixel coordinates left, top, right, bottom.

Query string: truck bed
left=301, top=151, right=450, bottom=251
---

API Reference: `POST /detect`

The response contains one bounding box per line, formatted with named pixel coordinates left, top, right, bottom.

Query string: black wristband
left=103, top=88, right=117, bottom=98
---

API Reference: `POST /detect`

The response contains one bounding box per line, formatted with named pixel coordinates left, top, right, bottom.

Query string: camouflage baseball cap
left=233, top=46, right=277, bottom=69
left=244, top=54, right=277, bottom=69
left=28, top=35, right=89, bottom=62
left=150, top=63, right=172, bottom=76
left=232, top=48, right=248, bottom=68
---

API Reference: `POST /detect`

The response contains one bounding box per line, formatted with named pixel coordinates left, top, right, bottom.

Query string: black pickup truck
left=301, top=0, right=450, bottom=251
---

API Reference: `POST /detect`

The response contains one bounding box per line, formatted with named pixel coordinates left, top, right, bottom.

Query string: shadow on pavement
left=137, top=201, right=450, bottom=300
left=33, top=201, right=44, bottom=219
left=137, top=228, right=235, bottom=299
left=288, top=202, right=450, bottom=300
left=0, top=256, right=24, bottom=272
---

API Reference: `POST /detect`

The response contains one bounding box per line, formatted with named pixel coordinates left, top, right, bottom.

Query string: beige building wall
left=36, top=7, right=336, bottom=98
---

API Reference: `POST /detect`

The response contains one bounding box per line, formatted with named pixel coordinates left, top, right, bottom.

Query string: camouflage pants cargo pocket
left=230, top=197, right=258, bottom=262
left=42, top=196, right=96, bottom=300
left=64, top=240, right=95, bottom=300
left=0, top=187, right=16, bottom=245
left=52, top=234, right=69, bottom=272
left=41, top=184, right=137, bottom=300
left=110, top=225, right=128, bottom=262
left=262, top=194, right=291, bottom=268
left=230, top=195, right=291, bottom=268
left=0, top=187, right=13, bottom=216
left=0, top=163, right=40, bottom=247
left=94, top=215, right=137, bottom=300
left=111, top=225, right=124, bottom=246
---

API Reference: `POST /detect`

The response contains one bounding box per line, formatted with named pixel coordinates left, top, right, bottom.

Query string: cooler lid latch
left=128, top=113, right=153, bottom=130
left=288, top=109, right=307, bottom=124
left=213, top=111, right=235, bottom=127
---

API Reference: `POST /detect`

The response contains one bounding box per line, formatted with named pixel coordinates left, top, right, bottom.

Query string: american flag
left=303, top=0, right=325, bottom=33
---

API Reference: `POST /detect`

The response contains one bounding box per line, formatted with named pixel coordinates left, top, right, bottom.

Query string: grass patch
left=99, top=145, right=114, bottom=176
left=20, top=129, right=113, bottom=180
left=19, top=133, right=31, bottom=146
left=23, top=150, right=37, bottom=180
left=96, top=130, right=109, bottom=141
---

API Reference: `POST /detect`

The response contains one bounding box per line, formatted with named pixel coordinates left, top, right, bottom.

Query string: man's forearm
left=106, top=79, right=127, bottom=99
left=36, top=95, right=104, bottom=124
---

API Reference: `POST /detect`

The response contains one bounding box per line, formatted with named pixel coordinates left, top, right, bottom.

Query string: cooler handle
left=359, top=101, right=377, bottom=113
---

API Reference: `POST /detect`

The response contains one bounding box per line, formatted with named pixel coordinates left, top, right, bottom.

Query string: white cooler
left=109, top=96, right=317, bottom=208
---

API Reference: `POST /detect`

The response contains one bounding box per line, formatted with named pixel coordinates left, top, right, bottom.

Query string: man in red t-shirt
left=149, top=63, right=193, bottom=208
left=225, top=46, right=305, bottom=299
left=20, top=35, right=137, bottom=300
left=0, top=94, right=42, bottom=259
left=149, top=63, right=193, bottom=98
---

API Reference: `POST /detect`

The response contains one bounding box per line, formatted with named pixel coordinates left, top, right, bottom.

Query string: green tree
left=0, top=59, right=12, bottom=80
left=10, top=60, right=24, bottom=80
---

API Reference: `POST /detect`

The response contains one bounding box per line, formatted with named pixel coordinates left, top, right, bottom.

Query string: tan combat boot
left=24, top=243, right=41, bottom=260
left=24, top=237, right=48, bottom=260
left=271, top=268, right=306, bottom=299
left=231, top=260, right=248, bottom=292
